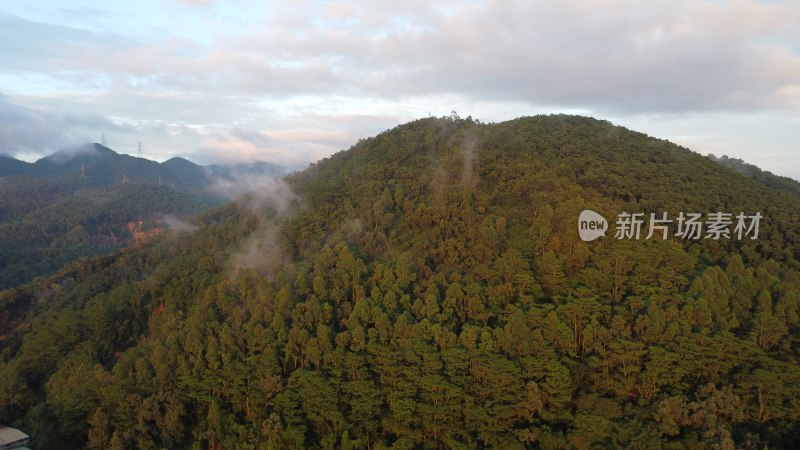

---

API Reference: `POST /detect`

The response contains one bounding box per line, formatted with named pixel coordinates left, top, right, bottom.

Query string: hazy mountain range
left=0, top=143, right=285, bottom=191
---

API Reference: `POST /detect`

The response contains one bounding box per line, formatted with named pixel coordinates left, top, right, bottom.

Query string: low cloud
left=231, top=221, right=290, bottom=277
left=161, top=214, right=198, bottom=233
left=206, top=171, right=296, bottom=212
left=194, top=126, right=357, bottom=168
left=459, top=130, right=479, bottom=188
left=206, top=171, right=300, bottom=276
left=0, top=94, right=131, bottom=157
left=44, top=143, right=101, bottom=163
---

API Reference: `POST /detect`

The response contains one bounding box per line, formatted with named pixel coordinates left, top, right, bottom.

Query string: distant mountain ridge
left=0, top=143, right=286, bottom=191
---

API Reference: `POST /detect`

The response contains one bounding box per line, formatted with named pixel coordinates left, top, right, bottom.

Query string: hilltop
left=1, top=115, right=798, bottom=449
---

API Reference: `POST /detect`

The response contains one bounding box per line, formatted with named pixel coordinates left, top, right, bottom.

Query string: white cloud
left=9, top=0, right=799, bottom=111
left=0, top=0, right=798, bottom=178
left=193, top=124, right=358, bottom=167
left=161, top=214, right=198, bottom=233
left=0, top=93, right=132, bottom=155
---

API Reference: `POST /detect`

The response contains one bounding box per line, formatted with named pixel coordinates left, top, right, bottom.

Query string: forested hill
left=707, top=153, right=800, bottom=196
left=0, top=178, right=204, bottom=290
left=0, top=147, right=285, bottom=289
left=2, top=115, right=800, bottom=449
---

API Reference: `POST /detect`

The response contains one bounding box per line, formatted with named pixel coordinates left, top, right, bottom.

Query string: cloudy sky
left=1, top=0, right=799, bottom=179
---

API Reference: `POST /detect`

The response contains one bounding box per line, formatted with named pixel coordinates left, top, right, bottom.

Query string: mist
left=459, top=130, right=479, bottom=188
left=207, top=170, right=299, bottom=276
left=206, top=170, right=295, bottom=213
left=43, top=143, right=101, bottom=164
left=161, top=214, right=198, bottom=234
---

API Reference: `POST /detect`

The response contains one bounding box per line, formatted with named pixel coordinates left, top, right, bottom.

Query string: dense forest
left=0, top=177, right=204, bottom=290
left=1, top=115, right=799, bottom=449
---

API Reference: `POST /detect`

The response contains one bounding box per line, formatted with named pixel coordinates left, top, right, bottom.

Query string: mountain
left=0, top=145, right=287, bottom=193
left=1, top=115, right=799, bottom=449
left=0, top=154, right=32, bottom=177
left=0, top=177, right=204, bottom=290
left=3, top=144, right=199, bottom=191
left=708, top=153, right=800, bottom=196
left=0, top=147, right=287, bottom=289
left=160, top=157, right=208, bottom=191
